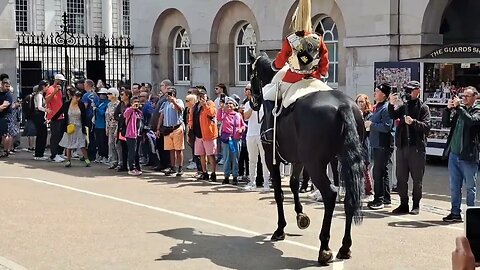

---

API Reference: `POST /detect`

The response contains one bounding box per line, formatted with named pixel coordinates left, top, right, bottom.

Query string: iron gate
left=17, top=12, right=133, bottom=98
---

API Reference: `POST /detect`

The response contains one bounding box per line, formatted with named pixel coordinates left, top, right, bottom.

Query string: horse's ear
left=248, top=48, right=257, bottom=65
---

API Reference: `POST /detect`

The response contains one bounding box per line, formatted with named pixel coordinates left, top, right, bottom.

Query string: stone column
left=0, top=0, right=18, bottom=96
left=102, top=0, right=113, bottom=37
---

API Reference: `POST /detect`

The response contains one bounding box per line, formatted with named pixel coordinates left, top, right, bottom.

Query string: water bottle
left=228, top=137, right=237, bottom=154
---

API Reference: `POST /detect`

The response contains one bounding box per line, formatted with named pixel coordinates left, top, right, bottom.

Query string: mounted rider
left=261, top=0, right=329, bottom=142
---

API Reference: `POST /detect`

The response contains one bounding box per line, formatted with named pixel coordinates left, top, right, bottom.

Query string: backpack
left=22, top=94, right=35, bottom=120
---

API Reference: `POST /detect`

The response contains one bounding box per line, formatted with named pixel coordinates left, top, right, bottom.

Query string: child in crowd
left=217, top=96, right=246, bottom=185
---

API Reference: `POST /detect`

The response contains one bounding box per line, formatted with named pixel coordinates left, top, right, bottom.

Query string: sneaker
left=176, top=169, right=184, bottom=177
left=217, top=159, right=224, bottom=165
left=244, top=182, right=256, bottom=191
left=200, top=172, right=209, bottom=181
left=52, top=155, right=65, bottom=163
left=64, top=160, right=72, bottom=168
left=367, top=200, right=384, bottom=210
left=392, top=205, right=410, bottom=214
left=260, top=186, right=270, bottom=193
left=443, top=213, right=463, bottom=223
left=391, top=186, right=398, bottom=193
left=34, top=156, right=49, bottom=161
left=186, top=162, right=197, bottom=170
left=85, top=159, right=91, bottom=167
left=72, top=152, right=80, bottom=158
left=128, top=169, right=141, bottom=176
left=232, top=177, right=238, bottom=185
left=361, top=194, right=374, bottom=203
left=94, top=158, right=103, bottom=163
left=410, top=207, right=420, bottom=215
left=164, top=167, right=176, bottom=176
left=108, top=163, right=118, bottom=169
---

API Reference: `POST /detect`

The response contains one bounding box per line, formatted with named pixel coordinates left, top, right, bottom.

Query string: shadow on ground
left=149, top=227, right=319, bottom=270
left=387, top=220, right=456, bottom=229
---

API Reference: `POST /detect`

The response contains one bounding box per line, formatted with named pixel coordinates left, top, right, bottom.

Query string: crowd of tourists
left=0, top=71, right=478, bottom=223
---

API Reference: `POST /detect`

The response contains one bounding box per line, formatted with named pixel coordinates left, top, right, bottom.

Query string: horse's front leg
left=270, top=162, right=286, bottom=241
left=290, top=163, right=310, bottom=229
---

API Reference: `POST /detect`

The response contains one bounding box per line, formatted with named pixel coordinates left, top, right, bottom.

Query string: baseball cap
left=54, top=74, right=66, bottom=81
left=107, top=87, right=119, bottom=98
left=405, top=81, right=421, bottom=90
left=97, top=88, right=108, bottom=94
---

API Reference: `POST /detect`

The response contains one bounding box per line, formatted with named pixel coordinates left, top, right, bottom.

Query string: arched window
left=174, top=29, right=191, bottom=84
left=316, top=17, right=338, bottom=87
left=235, top=23, right=257, bottom=85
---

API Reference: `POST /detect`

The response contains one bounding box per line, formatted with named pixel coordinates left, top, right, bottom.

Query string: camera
left=466, top=207, right=480, bottom=262
left=167, top=91, right=173, bottom=96
left=400, top=86, right=413, bottom=101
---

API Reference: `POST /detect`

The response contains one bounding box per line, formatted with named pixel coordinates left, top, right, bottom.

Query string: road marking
left=0, top=256, right=27, bottom=270
left=1, top=176, right=344, bottom=268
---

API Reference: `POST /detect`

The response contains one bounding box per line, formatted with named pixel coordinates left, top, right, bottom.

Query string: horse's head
left=248, top=50, right=277, bottom=99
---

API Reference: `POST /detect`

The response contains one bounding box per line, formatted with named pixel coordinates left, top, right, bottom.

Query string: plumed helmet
left=287, top=33, right=321, bottom=75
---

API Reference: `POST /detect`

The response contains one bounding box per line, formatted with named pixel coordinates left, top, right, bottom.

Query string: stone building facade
left=15, top=0, right=129, bottom=37
left=130, top=0, right=477, bottom=98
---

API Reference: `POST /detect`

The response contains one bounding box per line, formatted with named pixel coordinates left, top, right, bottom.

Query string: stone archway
left=210, top=1, right=259, bottom=88
left=151, top=8, right=190, bottom=86
left=421, top=0, right=452, bottom=36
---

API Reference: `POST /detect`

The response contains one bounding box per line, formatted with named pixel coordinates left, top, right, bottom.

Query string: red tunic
left=273, top=34, right=329, bottom=83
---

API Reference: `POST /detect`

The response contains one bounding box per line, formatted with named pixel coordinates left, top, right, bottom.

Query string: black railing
left=17, top=12, right=133, bottom=97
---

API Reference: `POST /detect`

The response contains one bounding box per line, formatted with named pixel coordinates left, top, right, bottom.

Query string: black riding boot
left=261, top=100, right=275, bottom=144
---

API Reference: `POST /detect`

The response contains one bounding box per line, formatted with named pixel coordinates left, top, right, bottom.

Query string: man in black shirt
left=0, top=79, right=14, bottom=157
left=152, top=79, right=172, bottom=171
left=388, top=81, right=431, bottom=215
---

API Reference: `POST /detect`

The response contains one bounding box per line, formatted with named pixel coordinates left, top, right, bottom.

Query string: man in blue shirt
left=94, top=88, right=110, bottom=163
left=81, top=79, right=99, bottom=160
left=158, top=87, right=185, bottom=176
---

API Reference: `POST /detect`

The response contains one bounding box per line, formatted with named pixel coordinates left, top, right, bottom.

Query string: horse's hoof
left=318, top=249, right=333, bottom=265
left=296, top=213, right=310, bottom=230
left=336, top=248, right=352, bottom=260
left=270, top=232, right=285, bottom=241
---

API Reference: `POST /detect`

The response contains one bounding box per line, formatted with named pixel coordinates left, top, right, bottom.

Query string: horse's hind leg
left=337, top=197, right=354, bottom=259
left=308, top=161, right=337, bottom=265
left=290, top=163, right=310, bottom=229
left=270, top=162, right=286, bottom=241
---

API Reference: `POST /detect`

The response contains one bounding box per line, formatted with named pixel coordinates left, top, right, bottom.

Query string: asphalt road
left=0, top=151, right=468, bottom=270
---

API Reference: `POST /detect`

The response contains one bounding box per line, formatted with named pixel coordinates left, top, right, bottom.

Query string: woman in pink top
left=123, top=96, right=144, bottom=176
left=217, top=96, right=246, bottom=185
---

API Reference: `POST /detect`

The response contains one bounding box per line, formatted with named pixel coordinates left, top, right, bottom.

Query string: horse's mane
left=255, top=53, right=277, bottom=84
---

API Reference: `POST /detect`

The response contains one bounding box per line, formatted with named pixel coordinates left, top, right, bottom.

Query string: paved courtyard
left=0, top=151, right=469, bottom=270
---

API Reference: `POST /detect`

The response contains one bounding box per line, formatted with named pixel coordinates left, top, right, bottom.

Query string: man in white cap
left=45, top=74, right=66, bottom=162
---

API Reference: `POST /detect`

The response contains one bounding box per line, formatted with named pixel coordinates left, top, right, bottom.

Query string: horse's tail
left=338, top=105, right=364, bottom=224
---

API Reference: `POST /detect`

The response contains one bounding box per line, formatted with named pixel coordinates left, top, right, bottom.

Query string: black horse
left=249, top=52, right=365, bottom=265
